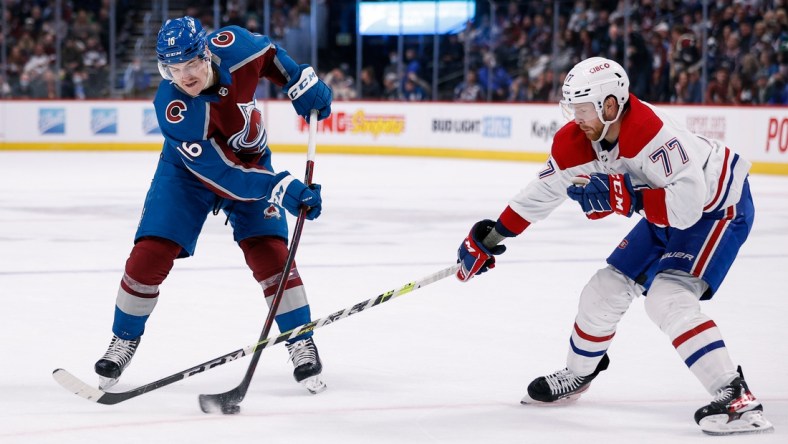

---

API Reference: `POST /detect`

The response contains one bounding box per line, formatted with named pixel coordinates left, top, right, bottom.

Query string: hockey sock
left=646, top=270, right=738, bottom=394
left=567, top=266, right=636, bottom=375
left=113, top=237, right=181, bottom=339
left=240, top=236, right=312, bottom=339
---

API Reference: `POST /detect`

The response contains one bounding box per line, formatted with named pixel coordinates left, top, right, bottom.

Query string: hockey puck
left=221, top=404, right=241, bottom=415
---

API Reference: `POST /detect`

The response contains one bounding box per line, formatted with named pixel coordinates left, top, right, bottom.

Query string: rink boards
left=1, top=99, right=786, bottom=174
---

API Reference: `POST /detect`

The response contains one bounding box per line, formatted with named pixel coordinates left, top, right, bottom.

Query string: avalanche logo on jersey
left=166, top=100, right=187, bottom=124
left=263, top=203, right=281, bottom=219
left=227, top=99, right=267, bottom=154
left=211, top=31, right=235, bottom=47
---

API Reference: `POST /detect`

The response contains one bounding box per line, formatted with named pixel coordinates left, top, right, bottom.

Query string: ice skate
left=286, top=337, right=326, bottom=394
left=694, top=366, right=773, bottom=435
left=521, top=354, right=610, bottom=404
left=94, top=335, right=140, bottom=390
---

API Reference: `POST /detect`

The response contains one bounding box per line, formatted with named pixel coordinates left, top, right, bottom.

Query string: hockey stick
left=197, top=109, right=319, bottom=414
left=52, top=263, right=459, bottom=406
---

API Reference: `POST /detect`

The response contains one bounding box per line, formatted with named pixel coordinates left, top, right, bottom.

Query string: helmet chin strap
left=593, top=105, right=624, bottom=143
left=204, top=62, right=214, bottom=90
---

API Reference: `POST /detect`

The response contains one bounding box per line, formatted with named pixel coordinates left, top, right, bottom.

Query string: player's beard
left=579, top=122, right=603, bottom=141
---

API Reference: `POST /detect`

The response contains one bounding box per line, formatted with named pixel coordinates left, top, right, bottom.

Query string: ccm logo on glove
left=567, top=173, right=639, bottom=219
left=288, top=67, right=318, bottom=100
left=610, top=174, right=631, bottom=214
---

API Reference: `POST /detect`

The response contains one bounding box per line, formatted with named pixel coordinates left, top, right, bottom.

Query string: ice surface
left=1, top=151, right=785, bottom=443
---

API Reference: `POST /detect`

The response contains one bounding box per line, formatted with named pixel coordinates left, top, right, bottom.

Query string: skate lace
left=102, top=337, right=138, bottom=365
left=712, top=385, right=734, bottom=404
left=544, top=368, right=585, bottom=395
left=287, top=338, right=317, bottom=367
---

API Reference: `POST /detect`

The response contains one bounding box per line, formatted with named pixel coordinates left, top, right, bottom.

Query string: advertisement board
left=1, top=100, right=786, bottom=174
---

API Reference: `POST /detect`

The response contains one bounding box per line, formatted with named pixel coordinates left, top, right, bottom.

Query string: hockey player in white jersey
left=455, top=57, right=772, bottom=435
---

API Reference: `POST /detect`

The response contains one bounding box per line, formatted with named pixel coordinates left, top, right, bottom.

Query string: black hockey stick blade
left=52, top=346, right=249, bottom=405
left=198, top=387, right=244, bottom=413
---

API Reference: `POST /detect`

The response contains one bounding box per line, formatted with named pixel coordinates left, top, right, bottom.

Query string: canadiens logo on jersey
left=227, top=99, right=267, bottom=155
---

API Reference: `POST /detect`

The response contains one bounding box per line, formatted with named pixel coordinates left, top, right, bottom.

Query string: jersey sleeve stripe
left=208, top=139, right=273, bottom=173
left=183, top=164, right=258, bottom=201
left=230, top=44, right=273, bottom=73
left=497, top=205, right=531, bottom=236
left=202, top=102, right=210, bottom=139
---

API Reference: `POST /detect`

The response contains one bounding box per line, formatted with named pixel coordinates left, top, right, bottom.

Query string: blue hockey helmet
left=156, top=17, right=208, bottom=79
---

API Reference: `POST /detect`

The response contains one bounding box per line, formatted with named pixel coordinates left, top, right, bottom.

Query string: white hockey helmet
left=560, top=57, right=630, bottom=141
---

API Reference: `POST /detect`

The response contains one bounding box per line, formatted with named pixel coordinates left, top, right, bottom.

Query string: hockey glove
left=456, top=219, right=507, bottom=282
left=284, top=65, right=332, bottom=122
left=271, top=173, right=323, bottom=220
left=567, top=173, right=639, bottom=218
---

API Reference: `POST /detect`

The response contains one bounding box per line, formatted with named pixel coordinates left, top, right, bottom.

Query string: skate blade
left=520, top=385, right=590, bottom=406
left=98, top=376, right=119, bottom=391
left=300, top=375, right=327, bottom=395
left=699, top=410, right=775, bottom=435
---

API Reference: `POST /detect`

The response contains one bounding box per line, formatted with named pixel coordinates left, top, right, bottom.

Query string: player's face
left=569, top=102, right=604, bottom=141
left=168, top=56, right=211, bottom=96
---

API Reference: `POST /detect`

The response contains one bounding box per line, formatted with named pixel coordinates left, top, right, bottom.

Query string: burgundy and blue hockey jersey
left=153, top=25, right=301, bottom=202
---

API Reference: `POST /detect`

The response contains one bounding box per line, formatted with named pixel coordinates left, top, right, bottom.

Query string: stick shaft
left=52, top=263, right=458, bottom=405
left=228, top=109, right=319, bottom=399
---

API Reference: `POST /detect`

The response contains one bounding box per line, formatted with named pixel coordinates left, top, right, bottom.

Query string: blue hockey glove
left=567, top=173, right=638, bottom=219
left=286, top=182, right=321, bottom=220
left=284, top=65, right=332, bottom=122
left=271, top=173, right=323, bottom=220
left=456, top=220, right=507, bottom=282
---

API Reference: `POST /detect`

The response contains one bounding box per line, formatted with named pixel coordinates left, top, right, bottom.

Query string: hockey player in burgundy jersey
left=456, top=57, right=772, bottom=435
left=94, top=17, right=331, bottom=395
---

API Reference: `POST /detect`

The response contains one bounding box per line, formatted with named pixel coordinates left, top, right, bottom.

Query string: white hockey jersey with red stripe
left=502, top=95, right=751, bottom=232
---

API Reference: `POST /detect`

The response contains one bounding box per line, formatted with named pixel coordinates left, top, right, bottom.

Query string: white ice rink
left=1, top=151, right=786, bottom=443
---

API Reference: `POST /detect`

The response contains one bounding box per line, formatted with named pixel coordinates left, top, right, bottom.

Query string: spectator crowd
left=1, top=0, right=139, bottom=99
left=2, top=0, right=786, bottom=105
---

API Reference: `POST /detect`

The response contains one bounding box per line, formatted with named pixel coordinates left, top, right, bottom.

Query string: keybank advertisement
left=1, top=100, right=786, bottom=168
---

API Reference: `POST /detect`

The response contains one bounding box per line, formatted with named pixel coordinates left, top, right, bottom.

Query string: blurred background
left=0, top=0, right=786, bottom=105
